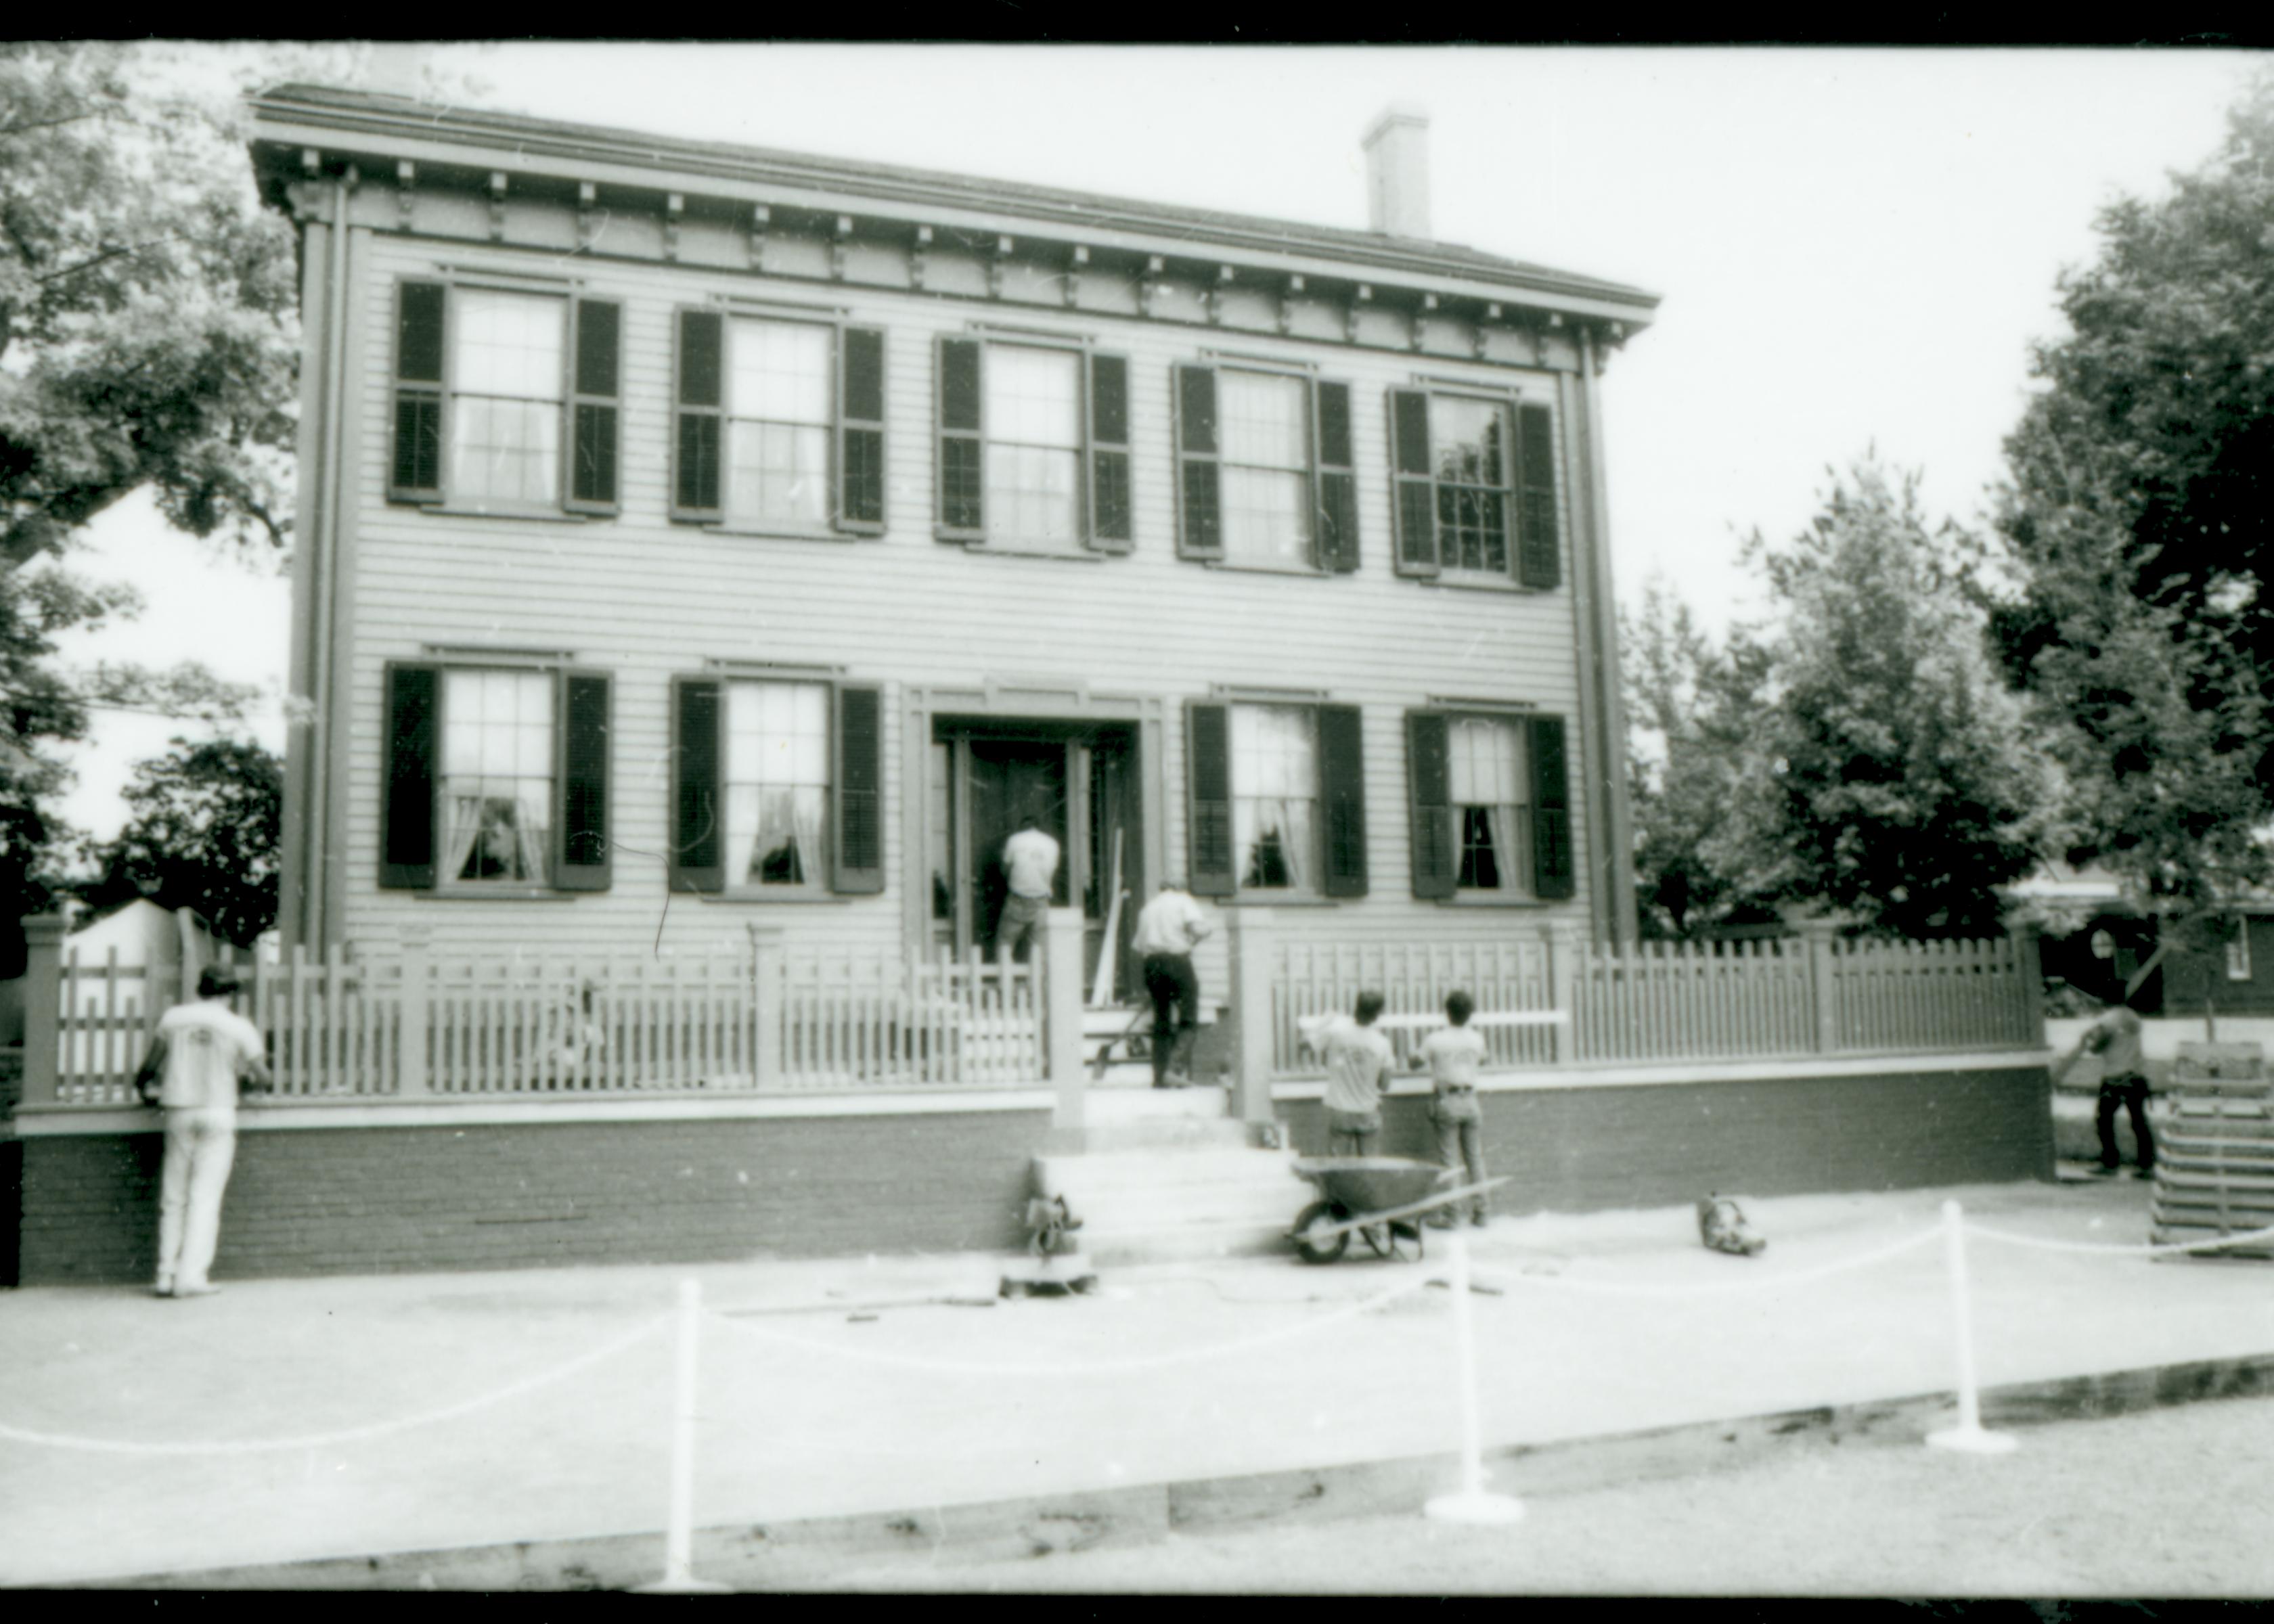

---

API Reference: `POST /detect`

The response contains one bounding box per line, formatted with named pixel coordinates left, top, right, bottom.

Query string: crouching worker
left=1320, top=991, right=1394, bottom=1156
left=1421, top=990, right=1490, bottom=1228
left=135, top=966, right=272, bottom=1299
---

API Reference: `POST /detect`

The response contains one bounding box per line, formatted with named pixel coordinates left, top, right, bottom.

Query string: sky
left=51, top=42, right=2263, bottom=844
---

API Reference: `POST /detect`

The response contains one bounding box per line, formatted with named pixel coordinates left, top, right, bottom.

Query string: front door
left=932, top=721, right=1144, bottom=993
left=968, top=739, right=1070, bottom=960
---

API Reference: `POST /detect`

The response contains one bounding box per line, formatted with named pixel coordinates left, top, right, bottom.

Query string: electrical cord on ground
left=0, top=1312, right=672, bottom=1456
left=703, top=1269, right=1438, bottom=1376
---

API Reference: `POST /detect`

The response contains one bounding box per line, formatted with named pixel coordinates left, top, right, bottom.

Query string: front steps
left=1033, top=1085, right=1306, bottom=1266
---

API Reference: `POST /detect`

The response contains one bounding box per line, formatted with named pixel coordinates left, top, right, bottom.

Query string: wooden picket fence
left=1272, top=928, right=2043, bottom=1075
left=39, top=942, right=1047, bottom=1104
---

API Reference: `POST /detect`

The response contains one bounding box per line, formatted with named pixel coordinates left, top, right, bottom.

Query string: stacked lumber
left=2152, top=1042, right=2274, bottom=1257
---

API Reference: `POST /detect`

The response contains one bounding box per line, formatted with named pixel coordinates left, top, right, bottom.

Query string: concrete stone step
left=1082, top=1223, right=1298, bottom=1268
left=1042, top=1118, right=1257, bottom=1153
left=1031, top=1142, right=1316, bottom=1265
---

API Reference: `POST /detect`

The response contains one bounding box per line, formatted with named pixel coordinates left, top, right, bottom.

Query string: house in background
left=2008, top=856, right=2274, bottom=1018
left=5, top=82, right=2054, bottom=1288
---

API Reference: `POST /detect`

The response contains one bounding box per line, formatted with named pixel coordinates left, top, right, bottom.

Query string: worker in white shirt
left=994, top=813, right=1062, bottom=962
left=133, top=966, right=273, bottom=1298
left=1131, top=879, right=1213, bottom=1088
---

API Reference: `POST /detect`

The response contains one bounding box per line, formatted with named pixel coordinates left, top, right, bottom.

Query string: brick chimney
left=1362, top=106, right=1431, bottom=240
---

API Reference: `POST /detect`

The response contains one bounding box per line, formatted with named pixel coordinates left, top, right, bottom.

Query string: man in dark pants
left=1131, top=879, right=1212, bottom=1088
left=2058, top=993, right=2157, bottom=1178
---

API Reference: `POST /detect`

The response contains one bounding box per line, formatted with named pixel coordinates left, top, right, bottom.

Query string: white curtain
left=512, top=790, right=550, bottom=882
left=445, top=794, right=485, bottom=881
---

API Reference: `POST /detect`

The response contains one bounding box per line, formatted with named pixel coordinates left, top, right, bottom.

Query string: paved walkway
left=5, top=1172, right=2271, bottom=1589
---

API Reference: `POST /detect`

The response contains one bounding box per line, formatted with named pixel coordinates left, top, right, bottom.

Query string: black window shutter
left=1318, top=703, right=1368, bottom=897
left=839, top=326, right=887, bottom=534
left=1516, top=402, right=1561, bottom=589
left=555, top=671, right=612, bottom=891
left=1174, top=365, right=1222, bottom=560
left=937, top=336, right=983, bottom=536
left=1186, top=701, right=1235, bottom=897
left=1088, top=352, right=1132, bottom=551
left=1530, top=713, right=1576, bottom=900
left=670, top=678, right=723, bottom=893
left=1389, top=388, right=1437, bottom=577
left=566, top=299, right=621, bottom=514
left=1406, top=710, right=1455, bottom=900
left=832, top=683, right=885, bottom=895
left=389, top=282, right=445, bottom=502
left=1315, top=380, right=1359, bottom=574
left=380, top=662, right=440, bottom=890
left=672, top=309, right=723, bottom=521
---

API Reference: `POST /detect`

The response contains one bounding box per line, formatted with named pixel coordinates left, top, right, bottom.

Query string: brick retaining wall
left=1276, top=1065, right=2053, bottom=1209
left=16, top=1110, right=1044, bottom=1286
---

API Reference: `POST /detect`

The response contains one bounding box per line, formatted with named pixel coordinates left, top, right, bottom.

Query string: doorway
left=931, top=719, right=1143, bottom=996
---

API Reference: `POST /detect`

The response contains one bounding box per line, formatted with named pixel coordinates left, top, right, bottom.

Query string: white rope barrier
left=1482, top=1223, right=1943, bottom=1300
left=703, top=1269, right=1440, bottom=1376
left=0, top=1313, right=672, bottom=1456
left=1964, top=1217, right=2274, bottom=1259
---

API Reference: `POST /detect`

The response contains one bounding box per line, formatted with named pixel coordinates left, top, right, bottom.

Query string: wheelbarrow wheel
left=1293, top=1201, right=1350, bottom=1265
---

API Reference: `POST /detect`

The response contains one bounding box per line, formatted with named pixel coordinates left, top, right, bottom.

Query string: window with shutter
left=1530, top=714, right=1576, bottom=900
left=555, top=671, right=612, bottom=890
left=380, top=662, right=440, bottom=889
left=384, top=660, right=617, bottom=896
left=1407, top=708, right=1567, bottom=903
left=1315, top=380, right=1360, bottom=573
left=1185, top=701, right=1235, bottom=897
left=1174, top=365, right=1222, bottom=560
left=1088, top=353, right=1132, bottom=551
left=1389, top=386, right=1564, bottom=591
left=840, top=327, right=887, bottom=533
left=672, top=309, right=724, bottom=521
left=1318, top=703, right=1368, bottom=897
left=389, top=284, right=446, bottom=503
left=833, top=684, right=885, bottom=894
left=670, top=677, right=724, bottom=893
left=1405, top=710, right=1454, bottom=901
left=937, top=336, right=984, bottom=537
left=566, top=300, right=621, bottom=514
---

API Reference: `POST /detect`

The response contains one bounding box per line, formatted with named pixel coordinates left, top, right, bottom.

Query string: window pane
left=728, top=319, right=832, bottom=424
left=1222, top=466, right=1312, bottom=564
left=451, top=397, right=560, bottom=504
left=1218, top=371, right=1308, bottom=470
left=452, top=290, right=564, bottom=400
left=441, top=670, right=554, bottom=885
left=1231, top=704, right=1317, bottom=890
left=985, top=443, right=1079, bottom=543
left=1428, top=397, right=1509, bottom=487
left=725, top=681, right=830, bottom=886
left=985, top=346, right=1080, bottom=449
left=725, top=422, right=829, bottom=524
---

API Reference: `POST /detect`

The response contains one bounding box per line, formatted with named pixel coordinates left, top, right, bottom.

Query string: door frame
left=902, top=681, right=1167, bottom=967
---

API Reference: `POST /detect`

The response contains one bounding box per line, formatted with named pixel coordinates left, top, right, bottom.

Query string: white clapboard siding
left=331, top=231, right=1598, bottom=962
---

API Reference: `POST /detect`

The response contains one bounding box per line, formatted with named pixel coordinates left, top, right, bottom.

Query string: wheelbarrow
left=1289, top=1157, right=1511, bottom=1265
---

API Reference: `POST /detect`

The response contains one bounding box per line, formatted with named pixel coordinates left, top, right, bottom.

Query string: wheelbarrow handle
left=1290, top=1176, right=1513, bottom=1244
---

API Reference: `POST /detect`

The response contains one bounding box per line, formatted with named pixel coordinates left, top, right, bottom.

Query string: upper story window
left=379, top=661, right=615, bottom=895
left=668, top=675, right=885, bottom=897
left=673, top=309, right=885, bottom=535
left=1185, top=699, right=1366, bottom=901
left=1388, top=388, right=1561, bottom=589
left=388, top=281, right=621, bottom=516
left=1174, top=365, right=1357, bottom=573
left=935, top=336, right=1130, bottom=554
left=1405, top=709, right=1573, bottom=903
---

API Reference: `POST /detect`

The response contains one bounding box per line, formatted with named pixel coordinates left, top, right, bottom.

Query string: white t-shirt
left=154, top=1000, right=267, bottom=1112
left=1003, top=828, right=1062, bottom=899
left=1132, top=889, right=1212, bottom=957
left=1320, top=1016, right=1395, bottom=1116
left=1421, top=1024, right=1487, bottom=1091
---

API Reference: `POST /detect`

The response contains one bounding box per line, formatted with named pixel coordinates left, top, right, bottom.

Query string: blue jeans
left=1431, top=1093, right=1488, bottom=1218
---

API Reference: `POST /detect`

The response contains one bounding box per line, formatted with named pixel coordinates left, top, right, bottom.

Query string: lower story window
left=725, top=680, right=830, bottom=889
left=442, top=669, right=555, bottom=885
left=1448, top=717, right=1532, bottom=896
left=1232, top=703, right=1318, bottom=891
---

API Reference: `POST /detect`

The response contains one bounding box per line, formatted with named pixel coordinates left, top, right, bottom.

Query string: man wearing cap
left=135, top=966, right=272, bottom=1298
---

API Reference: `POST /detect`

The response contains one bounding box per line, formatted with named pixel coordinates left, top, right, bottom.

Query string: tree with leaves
left=1707, top=459, right=2056, bottom=939
left=1622, top=581, right=1779, bottom=939
left=1989, top=72, right=2274, bottom=997
left=75, top=737, right=282, bottom=947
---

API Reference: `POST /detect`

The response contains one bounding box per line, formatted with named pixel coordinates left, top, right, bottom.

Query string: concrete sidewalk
left=7, top=1172, right=2273, bottom=1590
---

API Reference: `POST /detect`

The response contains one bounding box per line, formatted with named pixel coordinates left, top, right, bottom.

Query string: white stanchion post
left=1424, top=1227, right=1524, bottom=1525
left=633, top=1280, right=731, bottom=1592
left=1925, top=1200, right=2018, bottom=1456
